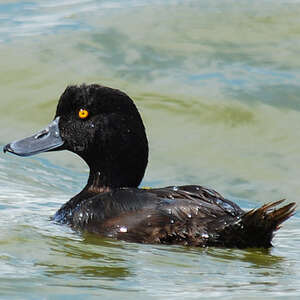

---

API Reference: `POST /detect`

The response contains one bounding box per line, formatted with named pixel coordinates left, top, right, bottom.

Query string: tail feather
left=243, top=199, right=296, bottom=230
left=215, top=200, right=296, bottom=248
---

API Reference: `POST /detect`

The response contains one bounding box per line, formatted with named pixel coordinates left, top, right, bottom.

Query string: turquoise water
left=1, top=0, right=300, bottom=299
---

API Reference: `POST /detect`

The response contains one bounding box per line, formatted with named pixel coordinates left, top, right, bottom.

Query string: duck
left=3, top=84, right=296, bottom=248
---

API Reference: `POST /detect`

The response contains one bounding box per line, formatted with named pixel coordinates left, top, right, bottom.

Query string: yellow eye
left=78, top=109, right=89, bottom=119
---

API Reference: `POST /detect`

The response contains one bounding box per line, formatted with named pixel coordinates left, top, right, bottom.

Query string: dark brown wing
left=69, top=185, right=244, bottom=246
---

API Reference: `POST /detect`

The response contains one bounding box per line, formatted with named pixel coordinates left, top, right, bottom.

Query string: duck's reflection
left=37, top=234, right=131, bottom=279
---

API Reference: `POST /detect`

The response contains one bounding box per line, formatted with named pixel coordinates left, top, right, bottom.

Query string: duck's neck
left=85, top=165, right=126, bottom=193
left=83, top=154, right=148, bottom=193
left=81, top=115, right=149, bottom=193
left=86, top=170, right=112, bottom=193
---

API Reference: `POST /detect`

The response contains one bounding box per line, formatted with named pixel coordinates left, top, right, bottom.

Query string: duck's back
left=52, top=185, right=295, bottom=248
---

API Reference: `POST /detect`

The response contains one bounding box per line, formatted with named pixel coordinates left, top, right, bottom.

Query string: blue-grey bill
left=3, top=117, right=64, bottom=157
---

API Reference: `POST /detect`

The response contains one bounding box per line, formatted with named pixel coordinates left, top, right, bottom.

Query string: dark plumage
left=4, top=84, right=296, bottom=248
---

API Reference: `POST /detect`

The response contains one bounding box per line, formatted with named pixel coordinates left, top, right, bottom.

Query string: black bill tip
left=3, top=143, right=13, bottom=154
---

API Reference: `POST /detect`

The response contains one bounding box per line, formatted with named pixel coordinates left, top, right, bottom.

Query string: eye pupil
left=79, top=109, right=89, bottom=119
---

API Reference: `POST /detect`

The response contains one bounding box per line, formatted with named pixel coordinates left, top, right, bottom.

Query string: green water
left=1, top=1, right=300, bottom=299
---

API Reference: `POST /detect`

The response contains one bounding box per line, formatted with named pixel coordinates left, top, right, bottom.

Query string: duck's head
left=4, top=84, right=149, bottom=189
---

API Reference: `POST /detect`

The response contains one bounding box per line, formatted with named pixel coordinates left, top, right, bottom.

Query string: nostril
left=34, top=128, right=49, bottom=139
